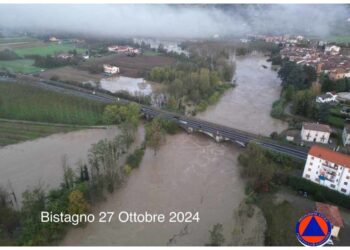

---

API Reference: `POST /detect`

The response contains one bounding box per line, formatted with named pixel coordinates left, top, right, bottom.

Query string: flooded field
left=196, top=53, right=288, bottom=136
left=62, top=133, right=255, bottom=246
left=0, top=127, right=119, bottom=203
left=100, top=76, right=153, bottom=95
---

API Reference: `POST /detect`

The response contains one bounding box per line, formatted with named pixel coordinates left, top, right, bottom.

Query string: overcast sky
left=0, top=4, right=349, bottom=39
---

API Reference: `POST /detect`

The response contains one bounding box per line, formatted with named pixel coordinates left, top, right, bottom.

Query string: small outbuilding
left=316, top=202, right=344, bottom=238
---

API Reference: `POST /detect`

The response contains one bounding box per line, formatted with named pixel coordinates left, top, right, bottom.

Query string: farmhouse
left=316, top=202, right=344, bottom=238
left=301, top=122, right=331, bottom=144
left=49, top=36, right=59, bottom=42
left=56, top=53, right=74, bottom=60
left=302, top=145, right=350, bottom=196
left=107, top=45, right=119, bottom=52
left=103, top=64, right=120, bottom=75
left=108, top=45, right=140, bottom=55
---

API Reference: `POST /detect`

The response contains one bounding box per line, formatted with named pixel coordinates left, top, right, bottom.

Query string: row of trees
left=0, top=49, right=20, bottom=61
left=32, top=55, right=80, bottom=68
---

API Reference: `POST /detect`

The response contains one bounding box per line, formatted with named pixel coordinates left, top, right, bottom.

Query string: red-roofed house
left=303, top=145, right=350, bottom=196
left=316, top=202, right=344, bottom=238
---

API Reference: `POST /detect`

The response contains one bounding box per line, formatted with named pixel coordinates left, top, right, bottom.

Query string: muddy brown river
left=0, top=127, right=119, bottom=204
left=197, top=53, right=288, bottom=136
left=0, top=53, right=284, bottom=245
left=62, top=53, right=283, bottom=246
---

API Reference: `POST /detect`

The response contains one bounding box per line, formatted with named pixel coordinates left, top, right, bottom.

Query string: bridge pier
left=184, top=126, right=194, bottom=133
left=215, top=135, right=223, bottom=142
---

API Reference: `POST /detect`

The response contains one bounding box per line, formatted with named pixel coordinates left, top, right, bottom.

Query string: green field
left=0, top=59, right=42, bottom=73
left=13, top=43, right=85, bottom=56
left=0, top=120, right=78, bottom=146
left=0, top=82, right=105, bottom=125
left=326, top=35, right=350, bottom=44
left=142, top=50, right=161, bottom=56
left=0, top=36, right=37, bottom=44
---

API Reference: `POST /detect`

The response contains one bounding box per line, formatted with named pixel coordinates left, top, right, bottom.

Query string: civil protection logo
left=295, top=211, right=332, bottom=246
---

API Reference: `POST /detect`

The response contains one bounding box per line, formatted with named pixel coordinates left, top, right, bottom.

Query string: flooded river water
left=100, top=76, right=153, bottom=96
left=62, top=134, right=246, bottom=246
left=0, top=127, right=119, bottom=204
left=197, top=53, right=288, bottom=136
left=0, top=53, right=284, bottom=245
left=62, top=53, right=283, bottom=246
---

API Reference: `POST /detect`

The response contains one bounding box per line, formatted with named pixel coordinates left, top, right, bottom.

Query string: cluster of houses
left=280, top=42, right=350, bottom=81
left=291, top=121, right=349, bottom=239
left=298, top=121, right=350, bottom=147
left=248, top=34, right=305, bottom=45
left=107, top=45, right=140, bottom=56
left=294, top=122, right=350, bottom=199
left=246, top=34, right=350, bottom=80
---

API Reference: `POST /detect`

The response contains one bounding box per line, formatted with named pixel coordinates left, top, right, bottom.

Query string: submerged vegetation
left=0, top=120, right=79, bottom=146
left=0, top=101, right=144, bottom=246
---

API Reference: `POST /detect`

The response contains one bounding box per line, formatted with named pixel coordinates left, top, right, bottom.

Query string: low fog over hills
left=0, top=4, right=349, bottom=39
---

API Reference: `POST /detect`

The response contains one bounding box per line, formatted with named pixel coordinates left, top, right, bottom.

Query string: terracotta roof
left=316, top=202, right=344, bottom=228
left=309, top=145, right=350, bottom=168
left=302, top=122, right=332, bottom=133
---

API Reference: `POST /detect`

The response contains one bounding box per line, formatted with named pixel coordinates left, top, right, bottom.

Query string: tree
left=146, top=118, right=165, bottom=155
left=166, top=96, right=178, bottom=111
left=284, top=85, right=295, bottom=102
left=20, top=186, right=46, bottom=245
left=312, top=103, right=330, bottom=122
left=67, top=190, right=90, bottom=215
left=102, top=103, right=139, bottom=130
left=278, top=60, right=314, bottom=90
left=238, top=143, right=275, bottom=192
left=207, top=223, right=225, bottom=246
left=62, top=155, right=75, bottom=189
left=291, top=90, right=316, bottom=118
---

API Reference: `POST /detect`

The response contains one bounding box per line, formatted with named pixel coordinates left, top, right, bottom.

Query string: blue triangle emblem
left=302, top=216, right=325, bottom=236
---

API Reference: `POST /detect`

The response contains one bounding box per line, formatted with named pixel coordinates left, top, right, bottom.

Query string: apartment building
left=302, top=145, right=350, bottom=196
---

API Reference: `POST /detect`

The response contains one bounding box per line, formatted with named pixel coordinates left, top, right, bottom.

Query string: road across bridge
left=4, top=76, right=309, bottom=161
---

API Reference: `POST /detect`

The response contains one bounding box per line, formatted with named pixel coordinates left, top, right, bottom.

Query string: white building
left=56, top=53, right=74, bottom=60
left=49, top=36, right=59, bottom=42
left=301, top=122, right=331, bottom=144
left=108, top=45, right=119, bottom=52
left=316, top=92, right=338, bottom=104
left=103, top=64, right=120, bottom=75
left=303, top=145, right=350, bottom=196
left=325, top=45, right=341, bottom=55
left=342, top=124, right=350, bottom=146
